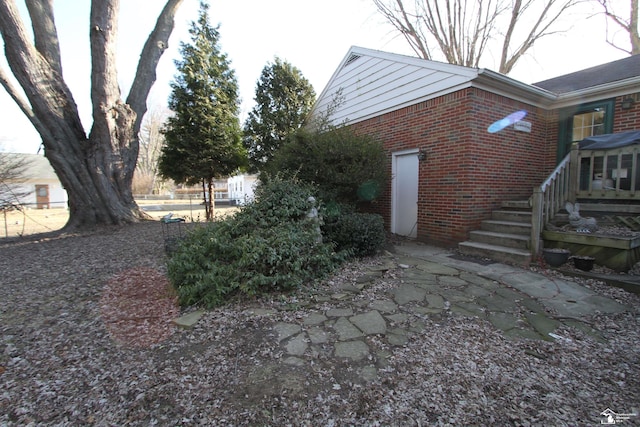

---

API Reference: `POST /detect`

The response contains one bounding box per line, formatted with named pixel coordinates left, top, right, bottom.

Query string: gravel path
left=1, top=222, right=639, bottom=426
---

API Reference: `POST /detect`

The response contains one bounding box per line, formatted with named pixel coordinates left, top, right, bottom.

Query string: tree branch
left=499, top=0, right=582, bottom=74
left=598, top=0, right=640, bottom=55
left=500, top=0, right=521, bottom=73
left=25, top=0, right=62, bottom=76
left=0, top=66, right=52, bottom=143
left=126, top=0, right=184, bottom=135
left=373, top=0, right=432, bottom=59
left=89, top=0, right=121, bottom=116
left=0, top=0, right=83, bottom=145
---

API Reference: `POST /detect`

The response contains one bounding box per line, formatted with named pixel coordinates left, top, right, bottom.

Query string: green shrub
left=166, top=176, right=340, bottom=308
left=323, top=205, right=386, bottom=257
left=233, top=173, right=318, bottom=231
left=266, top=127, right=389, bottom=204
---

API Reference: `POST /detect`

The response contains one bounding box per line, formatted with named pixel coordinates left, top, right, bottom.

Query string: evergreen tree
left=243, top=57, right=316, bottom=171
left=159, top=2, right=247, bottom=220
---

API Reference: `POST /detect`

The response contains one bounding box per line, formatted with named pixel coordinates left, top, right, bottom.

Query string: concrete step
left=491, top=210, right=532, bottom=222
left=469, top=230, right=530, bottom=250
left=458, top=241, right=532, bottom=267
left=501, top=200, right=531, bottom=210
left=481, top=219, right=532, bottom=235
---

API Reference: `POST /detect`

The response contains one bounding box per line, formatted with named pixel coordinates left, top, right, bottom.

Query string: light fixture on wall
left=621, top=96, right=636, bottom=110
left=417, top=149, right=427, bottom=161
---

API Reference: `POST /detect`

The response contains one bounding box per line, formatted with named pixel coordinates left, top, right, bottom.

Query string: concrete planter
left=542, top=248, right=571, bottom=267
left=572, top=256, right=595, bottom=271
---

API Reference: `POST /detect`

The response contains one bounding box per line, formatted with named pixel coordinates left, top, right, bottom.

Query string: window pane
left=572, top=108, right=605, bottom=141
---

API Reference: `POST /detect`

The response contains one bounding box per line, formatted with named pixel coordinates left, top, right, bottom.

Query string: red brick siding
left=352, top=87, right=553, bottom=247
left=613, top=94, right=640, bottom=132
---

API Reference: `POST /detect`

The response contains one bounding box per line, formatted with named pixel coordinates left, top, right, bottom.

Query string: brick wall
left=353, top=87, right=555, bottom=247
left=613, top=93, right=640, bottom=132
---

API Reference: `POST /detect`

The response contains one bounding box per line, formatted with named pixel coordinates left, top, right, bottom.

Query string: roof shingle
left=533, top=54, right=640, bottom=94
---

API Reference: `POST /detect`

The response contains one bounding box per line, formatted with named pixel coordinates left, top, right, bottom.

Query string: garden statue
left=565, top=202, right=598, bottom=233
left=306, top=196, right=322, bottom=243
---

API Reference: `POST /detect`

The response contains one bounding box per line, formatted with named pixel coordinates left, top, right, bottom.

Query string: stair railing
left=530, top=143, right=579, bottom=257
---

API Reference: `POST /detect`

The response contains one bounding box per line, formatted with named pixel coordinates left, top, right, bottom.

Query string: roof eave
left=551, top=76, right=640, bottom=108
left=473, top=69, right=557, bottom=108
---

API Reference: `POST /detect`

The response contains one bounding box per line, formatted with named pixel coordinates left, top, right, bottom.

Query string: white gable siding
left=314, top=47, right=479, bottom=127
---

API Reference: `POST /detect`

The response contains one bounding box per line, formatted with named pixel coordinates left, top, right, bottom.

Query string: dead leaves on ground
left=99, top=267, right=180, bottom=348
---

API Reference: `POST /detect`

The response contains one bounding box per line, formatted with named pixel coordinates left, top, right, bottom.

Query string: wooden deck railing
left=575, top=144, right=640, bottom=199
left=530, top=151, right=573, bottom=257
left=530, top=142, right=640, bottom=257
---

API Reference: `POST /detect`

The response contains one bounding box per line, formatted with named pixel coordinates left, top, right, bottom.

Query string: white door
left=392, top=150, right=419, bottom=238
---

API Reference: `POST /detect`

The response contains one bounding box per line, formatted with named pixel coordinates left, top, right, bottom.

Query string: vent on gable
left=343, top=54, right=361, bottom=68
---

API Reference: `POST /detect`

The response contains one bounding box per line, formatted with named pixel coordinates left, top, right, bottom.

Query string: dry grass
left=0, top=208, right=68, bottom=238
left=0, top=203, right=238, bottom=239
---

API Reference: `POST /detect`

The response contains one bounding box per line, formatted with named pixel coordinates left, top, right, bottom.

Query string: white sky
left=0, top=0, right=631, bottom=153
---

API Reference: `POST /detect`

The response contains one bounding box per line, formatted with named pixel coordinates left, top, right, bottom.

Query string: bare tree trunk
left=202, top=178, right=215, bottom=221
left=201, top=180, right=209, bottom=220
left=633, top=0, right=640, bottom=54
left=137, top=108, right=168, bottom=194
left=207, top=178, right=216, bottom=221
left=0, top=0, right=184, bottom=230
left=600, top=0, right=640, bottom=55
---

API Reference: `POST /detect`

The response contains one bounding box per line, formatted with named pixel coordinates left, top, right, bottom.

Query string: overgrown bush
left=167, top=176, right=340, bottom=308
left=266, top=126, right=389, bottom=204
left=322, top=204, right=386, bottom=257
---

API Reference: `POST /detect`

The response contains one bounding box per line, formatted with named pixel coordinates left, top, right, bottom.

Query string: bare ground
left=0, top=221, right=639, bottom=426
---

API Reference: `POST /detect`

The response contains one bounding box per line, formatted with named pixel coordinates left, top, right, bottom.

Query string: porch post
left=568, top=142, right=579, bottom=203
left=530, top=187, right=543, bottom=258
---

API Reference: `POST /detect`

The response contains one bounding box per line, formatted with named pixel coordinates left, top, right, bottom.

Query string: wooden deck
left=532, top=143, right=640, bottom=259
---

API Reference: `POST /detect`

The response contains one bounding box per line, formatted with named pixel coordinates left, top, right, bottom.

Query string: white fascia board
left=474, top=71, right=640, bottom=109
left=473, top=69, right=557, bottom=108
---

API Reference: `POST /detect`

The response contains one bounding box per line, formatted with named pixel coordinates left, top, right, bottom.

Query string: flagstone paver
left=334, top=341, right=369, bottom=361
left=285, top=333, right=308, bottom=356
left=274, top=323, right=301, bottom=342
left=424, top=293, right=445, bottom=309
left=350, top=310, right=387, bottom=335
left=326, top=308, right=354, bottom=317
left=392, top=284, right=426, bottom=304
left=307, top=326, right=329, bottom=344
left=369, top=299, right=398, bottom=313
left=334, top=316, right=364, bottom=340
left=303, top=312, right=328, bottom=326
left=385, top=313, right=409, bottom=323
left=438, top=276, right=468, bottom=287
left=172, top=310, right=205, bottom=329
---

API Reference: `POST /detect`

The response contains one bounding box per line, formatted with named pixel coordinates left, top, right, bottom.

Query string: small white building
left=3, top=153, right=68, bottom=209
left=227, top=174, right=258, bottom=205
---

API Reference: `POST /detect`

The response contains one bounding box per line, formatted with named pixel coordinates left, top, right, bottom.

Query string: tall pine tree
left=243, top=57, right=315, bottom=172
left=159, top=2, right=246, bottom=220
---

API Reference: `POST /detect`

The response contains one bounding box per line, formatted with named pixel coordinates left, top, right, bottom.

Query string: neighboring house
left=2, top=153, right=68, bottom=209
left=227, top=174, right=258, bottom=205
left=172, top=179, right=229, bottom=201
left=311, top=47, right=640, bottom=264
